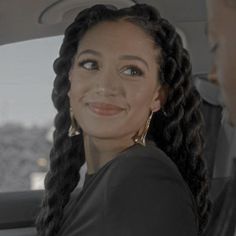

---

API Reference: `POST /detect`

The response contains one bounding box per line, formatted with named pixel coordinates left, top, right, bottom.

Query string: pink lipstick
left=88, top=102, right=124, bottom=116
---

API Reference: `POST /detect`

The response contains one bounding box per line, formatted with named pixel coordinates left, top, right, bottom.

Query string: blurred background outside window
left=0, top=36, right=60, bottom=192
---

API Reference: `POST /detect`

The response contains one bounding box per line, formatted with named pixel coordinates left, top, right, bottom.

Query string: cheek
left=217, top=22, right=236, bottom=77
left=69, top=68, right=92, bottom=92
left=217, top=42, right=236, bottom=87
left=69, top=79, right=79, bottom=98
left=127, top=85, right=154, bottom=110
left=214, top=43, right=236, bottom=117
left=69, top=78, right=87, bottom=106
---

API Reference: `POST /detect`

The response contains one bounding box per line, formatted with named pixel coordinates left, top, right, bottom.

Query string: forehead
left=77, top=20, right=159, bottom=57
left=207, top=0, right=223, bottom=23
left=207, top=0, right=236, bottom=20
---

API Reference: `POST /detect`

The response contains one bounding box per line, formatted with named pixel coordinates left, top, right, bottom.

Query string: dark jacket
left=57, top=142, right=199, bottom=236
left=204, top=158, right=236, bottom=236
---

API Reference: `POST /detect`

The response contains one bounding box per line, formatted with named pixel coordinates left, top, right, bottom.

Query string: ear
left=208, top=63, right=219, bottom=85
left=151, top=85, right=169, bottom=112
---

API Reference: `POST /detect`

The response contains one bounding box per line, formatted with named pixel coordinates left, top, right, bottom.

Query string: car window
left=0, top=36, right=62, bottom=192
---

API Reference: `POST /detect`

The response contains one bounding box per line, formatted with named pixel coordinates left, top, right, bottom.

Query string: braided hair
left=35, top=4, right=211, bottom=236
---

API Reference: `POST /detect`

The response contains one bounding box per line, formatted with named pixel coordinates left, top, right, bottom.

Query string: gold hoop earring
left=68, top=107, right=80, bottom=137
left=133, top=111, right=153, bottom=146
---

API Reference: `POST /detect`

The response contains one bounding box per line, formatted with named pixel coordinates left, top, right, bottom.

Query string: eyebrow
left=119, top=55, right=149, bottom=69
left=77, top=49, right=149, bottom=69
left=77, top=49, right=102, bottom=58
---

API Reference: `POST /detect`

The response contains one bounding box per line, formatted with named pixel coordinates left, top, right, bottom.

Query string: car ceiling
left=0, top=0, right=211, bottom=74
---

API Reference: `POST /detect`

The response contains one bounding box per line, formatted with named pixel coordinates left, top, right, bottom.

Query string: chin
left=83, top=127, right=120, bottom=139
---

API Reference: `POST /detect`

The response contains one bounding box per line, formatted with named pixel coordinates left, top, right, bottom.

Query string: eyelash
left=78, top=59, right=144, bottom=77
left=210, top=43, right=219, bottom=54
left=121, top=65, right=144, bottom=77
left=78, top=59, right=98, bottom=70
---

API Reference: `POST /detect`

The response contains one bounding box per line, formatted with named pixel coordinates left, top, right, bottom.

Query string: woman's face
left=68, top=20, right=164, bottom=142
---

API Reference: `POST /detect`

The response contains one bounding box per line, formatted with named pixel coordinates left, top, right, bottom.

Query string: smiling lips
left=88, top=102, right=124, bottom=116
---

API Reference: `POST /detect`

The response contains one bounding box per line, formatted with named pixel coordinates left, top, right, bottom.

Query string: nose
left=95, top=67, right=123, bottom=96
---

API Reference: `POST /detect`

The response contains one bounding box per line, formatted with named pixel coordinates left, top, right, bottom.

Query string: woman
left=36, top=4, right=211, bottom=236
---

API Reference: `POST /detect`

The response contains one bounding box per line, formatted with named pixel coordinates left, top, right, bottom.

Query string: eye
left=121, top=65, right=144, bottom=77
left=78, top=59, right=99, bottom=70
left=209, top=42, right=219, bottom=54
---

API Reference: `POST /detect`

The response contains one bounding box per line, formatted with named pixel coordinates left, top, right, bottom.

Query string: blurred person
left=207, top=0, right=236, bottom=126
left=205, top=0, right=236, bottom=235
left=35, top=4, right=211, bottom=236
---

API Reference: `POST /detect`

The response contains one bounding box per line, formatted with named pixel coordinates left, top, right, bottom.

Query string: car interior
left=0, top=0, right=235, bottom=235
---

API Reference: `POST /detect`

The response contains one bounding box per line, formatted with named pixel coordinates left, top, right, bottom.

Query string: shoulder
left=103, top=142, right=199, bottom=235
left=106, top=141, right=198, bottom=215
left=107, top=141, right=186, bottom=188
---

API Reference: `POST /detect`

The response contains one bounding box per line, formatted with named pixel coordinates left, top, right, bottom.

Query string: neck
left=83, top=133, right=135, bottom=174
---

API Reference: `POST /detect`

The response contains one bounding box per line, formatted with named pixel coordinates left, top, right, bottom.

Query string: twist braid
left=35, top=18, right=87, bottom=236
left=36, top=5, right=118, bottom=236
left=146, top=13, right=211, bottom=234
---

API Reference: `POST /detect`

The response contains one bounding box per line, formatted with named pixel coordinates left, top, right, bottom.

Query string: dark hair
left=35, top=4, right=211, bottom=236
